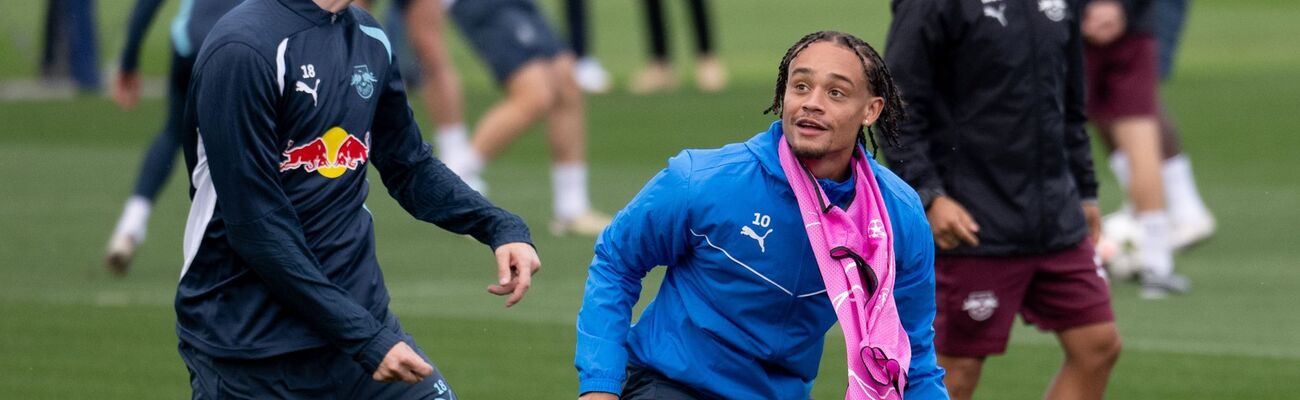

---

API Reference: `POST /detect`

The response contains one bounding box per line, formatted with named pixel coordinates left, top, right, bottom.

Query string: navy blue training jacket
left=177, top=0, right=530, bottom=372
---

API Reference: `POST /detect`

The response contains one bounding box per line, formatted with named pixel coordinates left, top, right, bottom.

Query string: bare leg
left=1109, top=117, right=1164, bottom=212
left=545, top=54, right=585, bottom=164
left=938, top=355, right=985, bottom=400
left=471, top=61, right=557, bottom=160
left=405, top=0, right=463, bottom=126
left=1046, top=322, right=1122, bottom=400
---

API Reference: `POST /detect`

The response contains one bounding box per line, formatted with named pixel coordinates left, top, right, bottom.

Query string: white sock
left=552, top=163, right=590, bottom=220
left=1136, top=210, right=1174, bottom=277
left=435, top=124, right=475, bottom=172
left=112, top=196, right=153, bottom=242
left=1162, top=155, right=1211, bottom=222
left=1109, top=152, right=1131, bottom=193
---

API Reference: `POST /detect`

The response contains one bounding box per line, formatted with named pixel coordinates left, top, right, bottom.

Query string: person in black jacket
left=884, top=0, right=1121, bottom=399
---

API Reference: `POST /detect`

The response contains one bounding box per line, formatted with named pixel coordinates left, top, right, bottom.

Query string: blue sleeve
left=894, top=200, right=949, bottom=399
left=368, top=54, right=532, bottom=249
left=120, top=0, right=167, bottom=72
left=575, top=153, right=693, bottom=396
left=192, top=42, right=401, bottom=372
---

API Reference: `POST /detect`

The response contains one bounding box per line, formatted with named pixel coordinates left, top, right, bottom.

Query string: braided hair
left=763, top=31, right=906, bottom=153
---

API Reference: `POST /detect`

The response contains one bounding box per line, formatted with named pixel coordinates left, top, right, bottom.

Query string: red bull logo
left=279, top=127, right=370, bottom=179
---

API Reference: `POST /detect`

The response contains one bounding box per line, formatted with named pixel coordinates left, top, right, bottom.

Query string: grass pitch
left=1, top=0, right=1298, bottom=398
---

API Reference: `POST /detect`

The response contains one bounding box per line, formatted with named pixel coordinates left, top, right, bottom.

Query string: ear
left=861, top=96, right=885, bottom=127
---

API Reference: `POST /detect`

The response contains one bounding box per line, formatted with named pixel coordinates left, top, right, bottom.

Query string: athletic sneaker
left=629, top=62, right=677, bottom=94
left=1171, top=210, right=1216, bottom=251
left=550, top=210, right=612, bottom=237
left=104, top=231, right=139, bottom=276
left=695, top=56, right=728, bottom=93
left=1139, top=271, right=1191, bottom=299
left=575, top=57, right=611, bottom=94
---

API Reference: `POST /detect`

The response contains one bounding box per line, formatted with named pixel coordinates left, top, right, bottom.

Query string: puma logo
left=295, top=79, right=320, bottom=106
left=984, top=3, right=1007, bottom=27
left=740, top=225, right=773, bottom=253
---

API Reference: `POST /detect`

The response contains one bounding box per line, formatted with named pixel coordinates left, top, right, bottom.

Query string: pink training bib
left=778, top=136, right=911, bottom=399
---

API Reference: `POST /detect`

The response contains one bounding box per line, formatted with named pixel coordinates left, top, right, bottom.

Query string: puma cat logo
left=740, top=225, right=773, bottom=253
left=295, top=78, right=320, bottom=106
left=984, top=3, right=1008, bottom=27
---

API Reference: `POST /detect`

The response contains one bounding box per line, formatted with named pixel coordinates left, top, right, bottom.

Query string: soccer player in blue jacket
left=177, top=0, right=540, bottom=397
left=575, top=31, right=947, bottom=399
left=104, top=0, right=242, bottom=274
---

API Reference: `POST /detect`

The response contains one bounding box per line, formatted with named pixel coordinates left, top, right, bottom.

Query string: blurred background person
left=379, top=0, right=612, bottom=236
left=41, top=0, right=101, bottom=92
left=628, top=0, right=726, bottom=94
left=446, top=0, right=611, bottom=235
left=103, top=0, right=242, bottom=274
left=885, top=0, right=1122, bottom=398
left=1083, top=0, right=1191, bottom=298
left=1100, top=0, right=1214, bottom=259
left=358, top=0, right=472, bottom=175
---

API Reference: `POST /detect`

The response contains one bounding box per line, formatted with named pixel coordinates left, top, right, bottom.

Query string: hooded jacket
left=575, top=121, right=947, bottom=399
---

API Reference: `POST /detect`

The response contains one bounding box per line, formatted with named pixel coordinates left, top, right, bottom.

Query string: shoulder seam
left=196, top=41, right=276, bottom=74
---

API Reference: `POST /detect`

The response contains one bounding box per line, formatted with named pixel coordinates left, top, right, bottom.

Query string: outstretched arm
left=576, top=153, right=693, bottom=397
left=367, top=50, right=539, bottom=305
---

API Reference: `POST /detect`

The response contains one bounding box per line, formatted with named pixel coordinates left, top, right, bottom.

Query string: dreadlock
left=763, top=31, right=907, bottom=154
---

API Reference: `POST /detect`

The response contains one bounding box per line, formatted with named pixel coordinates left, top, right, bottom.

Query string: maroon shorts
left=1085, top=33, right=1160, bottom=123
left=933, top=240, right=1114, bottom=358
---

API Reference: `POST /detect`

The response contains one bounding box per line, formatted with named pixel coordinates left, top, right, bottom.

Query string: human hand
left=1082, top=202, right=1101, bottom=244
left=926, top=196, right=980, bottom=250
left=1082, top=0, right=1126, bottom=46
left=372, top=341, right=433, bottom=384
left=111, top=70, right=141, bottom=111
left=486, top=242, right=541, bottom=307
left=579, top=392, right=619, bottom=400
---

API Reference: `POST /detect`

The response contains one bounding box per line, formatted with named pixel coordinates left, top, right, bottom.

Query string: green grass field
left=3, top=0, right=1299, bottom=398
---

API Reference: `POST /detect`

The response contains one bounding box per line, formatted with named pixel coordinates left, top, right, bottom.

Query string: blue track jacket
left=576, top=121, right=947, bottom=399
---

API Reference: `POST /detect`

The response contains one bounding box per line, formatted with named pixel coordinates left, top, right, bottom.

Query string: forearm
left=1066, top=1, right=1099, bottom=200
left=382, top=150, right=531, bottom=248
left=575, top=257, right=648, bottom=395
left=120, top=0, right=167, bottom=72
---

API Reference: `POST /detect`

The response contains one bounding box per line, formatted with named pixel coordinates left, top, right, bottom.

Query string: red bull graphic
left=279, top=127, right=370, bottom=178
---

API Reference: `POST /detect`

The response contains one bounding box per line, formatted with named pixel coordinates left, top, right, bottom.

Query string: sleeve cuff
left=917, top=187, right=947, bottom=210
left=489, top=230, right=534, bottom=251
left=578, top=378, right=625, bottom=397
left=355, top=326, right=403, bottom=373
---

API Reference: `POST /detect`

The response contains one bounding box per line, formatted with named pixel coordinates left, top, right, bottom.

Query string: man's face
left=781, top=41, right=881, bottom=160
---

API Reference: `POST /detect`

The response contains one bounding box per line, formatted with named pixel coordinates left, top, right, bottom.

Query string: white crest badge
left=962, top=291, right=999, bottom=321
left=1039, top=0, right=1068, bottom=22
left=868, top=218, right=886, bottom=239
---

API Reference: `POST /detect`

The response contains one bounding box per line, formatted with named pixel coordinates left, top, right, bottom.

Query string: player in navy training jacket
left=176, top=0, right=540, bottom=397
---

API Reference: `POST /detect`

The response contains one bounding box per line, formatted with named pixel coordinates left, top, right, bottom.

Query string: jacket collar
left=745, top=119, right=878, bottom=184
left=277, top=0, right=351, bottom=25
left=745, top=120, right=790, bottom=183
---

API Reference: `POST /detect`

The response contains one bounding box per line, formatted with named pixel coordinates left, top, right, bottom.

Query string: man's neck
left=313, top=0, right=351, bottom=13
left=801, top=151, right=853, bottom=182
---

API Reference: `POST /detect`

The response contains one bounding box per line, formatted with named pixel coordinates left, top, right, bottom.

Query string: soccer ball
left=1097, top=213, right=1142, bottom=281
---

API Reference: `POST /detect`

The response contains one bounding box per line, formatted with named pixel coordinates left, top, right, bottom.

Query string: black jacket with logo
left=883, top=0, right=1098, bottom=256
